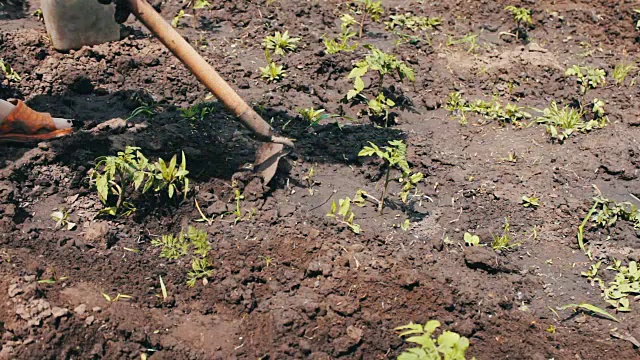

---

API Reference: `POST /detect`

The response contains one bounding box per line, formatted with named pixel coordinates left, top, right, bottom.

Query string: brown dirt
left=1, top=0, right=640, bottom=359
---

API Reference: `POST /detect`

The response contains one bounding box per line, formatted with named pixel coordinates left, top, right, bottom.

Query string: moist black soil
left=1, top=0, right=640, bottom=359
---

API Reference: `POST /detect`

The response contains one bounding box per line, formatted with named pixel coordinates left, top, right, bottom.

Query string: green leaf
left=397, top=348, right=429, bottom=360
left=338, top=197, right=351, bottom=217
left=558, top=303, right=619, bottom=322
left=354, top=76, right=365, bottom=92
left=424, top=320, right=441, bottom=334
left=327, top=200, right=337, bottom=217
left=348, top=65, right=368, bottom=79
left=168, top=184, right=175, bottom=199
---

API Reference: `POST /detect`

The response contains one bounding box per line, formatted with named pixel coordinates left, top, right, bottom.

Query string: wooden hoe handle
left=125, top=0, right=294, bottom=147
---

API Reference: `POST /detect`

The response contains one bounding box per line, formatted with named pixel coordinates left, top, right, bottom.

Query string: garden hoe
left=125, top=0, right=294, bottom=184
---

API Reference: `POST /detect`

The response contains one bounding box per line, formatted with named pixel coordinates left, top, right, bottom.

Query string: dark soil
left=1, top=0, right=640, bottom=359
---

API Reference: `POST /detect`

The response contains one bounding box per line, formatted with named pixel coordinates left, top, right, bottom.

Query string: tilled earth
left=1, top=0, right=640, bottom=359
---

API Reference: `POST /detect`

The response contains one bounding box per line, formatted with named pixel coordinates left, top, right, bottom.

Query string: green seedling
left=395, top=320, right=473, bottom=360
left=186, top=257, right=214, bottom=287
left=326, top=197, right=361, bottom=234
left=32, top=8, right=44, bottom=21
left=158, top=275, right=168, bottom=301
left=323, top=14, right=358, bottom=54
left=259, top=255, right=275, bottom=268
left=491, top=218, right=520, bottom=251
left=521, top=195, right=540, bottom=208
left=603, top=260, right=640, bottom=312
left=501, top=151, right=518, bottom=163
left=102, top=292, right=133, bottom=302
left=446, top=33, right=478, bottom=53
left=591, top=197, right=640, bottom=229
left=464, top=232, right=481, bottom=246
left=504, top=6, right=532, bottom=40
left=347, top=45, right=414, bottom=100
left=612, top=63, right=635, bottom=86
left=400, top=219, right=410, bottom=231
left=50, top=208, right=76, bottom=230
left=171, top=10, right=187, bottom=27
left=90, top=147, right=190, bottom=216
left=0, top=59, right=21, bottom=82
left=260, top=61, right=287, bottom=82
left=187, top=226, right=211, bottom=257
left=354, top=0, right=384, bottom=38
left=358, top=140, right=423, bottom=213
left=565, top=65, right=606, bottom=96
left=151, top=233, right=190, bottom=260
left=580, top=261, right=601, bottom=280
left=535, top=101, right=606, bottom=142
left=445, top=92, right=531, bottom=126
left=302, top=167, right=317, bottom=195
left=298, top=108, right=327, bottom=127
left=384, top=13, right=441, bottom=46
left=180, top=103, right=215, bottom=122
left=37, top=266, right=68, bottom=284
left=557, top=303, right=619, bottom=322
left=126, top=106, right=156, bottom=121
left=366, top=93, right=396, bottom=127
left=263, top=31, right=300, bottom=56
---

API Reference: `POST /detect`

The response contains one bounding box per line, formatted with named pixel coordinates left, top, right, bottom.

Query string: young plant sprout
left=354, top=0, right=384, bottom=38
left=263, top=31, right=301, bottom=56
left=326, top=196, right=361, bottom=233
left=504, top=6, right=532, bottom=40
left=323, top=14, right=358, bottom=54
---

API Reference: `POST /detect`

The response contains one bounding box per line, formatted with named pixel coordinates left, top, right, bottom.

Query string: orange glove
left=0, top=100, right=73, bottom=142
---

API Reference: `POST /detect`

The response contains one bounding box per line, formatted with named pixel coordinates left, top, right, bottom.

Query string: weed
left=326, top=196, right=361, bottom=234
left=464, top=232, right=481, bottom=246
left=323, top=14, right=358, bottom=54
left=127, top=106, right=156, bottom=121
left=385, top=13, right=441, bottom=45
left=603, top=260, right=640, bottom=312
left=180, top=103, right=215, bottom=122
left=90, top=147, right=190, bottom=216
left=298, top=108, right=327, bottom=127
left=37, top=266, right=68, bottom=284
left=263, top=31, right=301, bottom=56
left=187, top=257, right=214, bottom=287
left=535, top=101, right=606, bottom=142
left=260, top=61, right=287, bottom=82
left=557, top=303, right=619, bottom=322
left=0, top=59, right=21, bottom=82
left=446, top=33, right=478, bottom=53
left=591, top=197, right=640, bottom=229
left=187, top=226, right=211, bottom=257
left=51, top=208, right=76, bottom=230
left=171, top=10, right=187, bottom=27
left=565, top=65, right=606, bottom=96
left=580, top=260, right=601, bottom=280
left=491, top=218, right=520, bottom=251
left=354, top=0, right=384, bottom=38
left=302, top=167, right=317, bottom=195
left=151, top=233, right=190, bottom=260
left=102, top=292, right=133, bottom=302
left=504, top=6, right=532, bottom=40
left=395, top=320, right=473, bottom=360
left=260, top=255, right=275, bottom=268
left=612, top=63, right=635, bottom=86
left=501, top=151, right=518, bottom=163
left=158, top=275, right=168, bottom=300
left=358, top=140, right=423, bottom=213
left=32, top=8, right=43, bottom=21
left=521, top=195, right=540, bottom=208
left=546, top=324, right=556, bottom=334
left=445, top=92, right=531, bottom=125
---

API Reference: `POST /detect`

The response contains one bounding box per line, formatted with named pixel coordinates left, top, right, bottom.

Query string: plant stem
left=359, top=8, right=367, bottom=38
left=379, top=165, right=391, bottom=214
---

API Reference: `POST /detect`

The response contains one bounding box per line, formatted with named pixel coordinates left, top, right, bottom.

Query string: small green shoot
left=102, top=292, right=133, bottom=302
left=158, top=275, right=168, bottom=300
left=491, top=218, right=520, bottom=251
left=464, top=232, right=481, bottom=246
left=603, top=260, right=640, bottom=312
left=298, top=108, right=328, bottom=127
left=37, top=266, right=68, bottom=284
left=0, top=58, right=21, bottom=82
left=535, top=101, right=606, bottom=142
left=612, top=63, right=635, bottom=86
left=187, top=226, right=211, bottom=257
left=51, top=208, right=76, bottom=230
left=151, top=233, right=190, bottom=260
left=126, top=106, right=156, bottom=121
left=263, top=31, right=300, bottom=56
left=186, top=258, right=214, bottom=287
left=260, top=61, right=287, bottom=82
left=445, top=92, right=531, bottom=126
left=180, top=103, right=215, bottom=122
left=557, top=303, right=619, bottom=322
left=504, top=6, right=532, bottom=40
left=395, top=320, right=472, bottom=360
left=171, top=10, right=186, bottom=28
left=326, top=197, right=361, bottom=234
left=446, top=33, right=478, bottom=53
left=347, top=45, right=414, bottom=101
left=384, top=13, right=441, bottom=45
left=323, top=14, right=358, bottom=54
left=580, top=261, right=601, bottom=280
left=521, top=195, right=540, bottom=208
left=302, top=167, right=317, bottom=195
